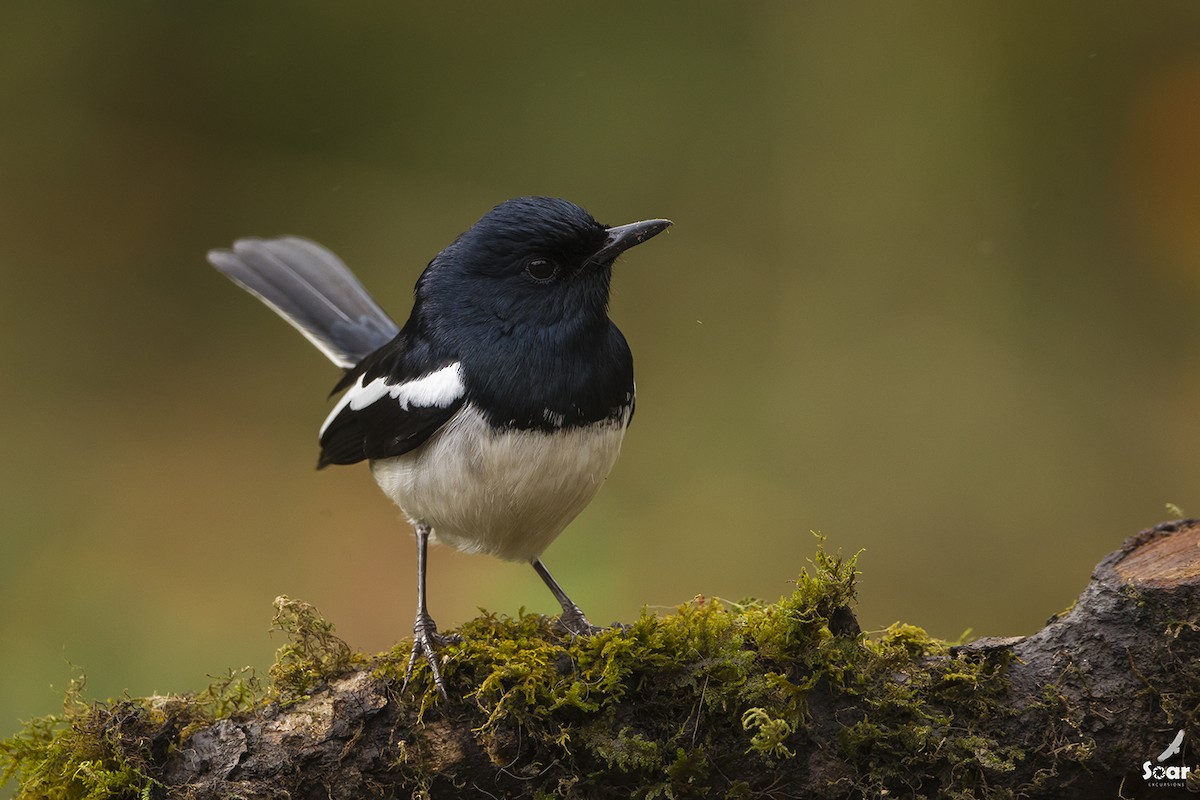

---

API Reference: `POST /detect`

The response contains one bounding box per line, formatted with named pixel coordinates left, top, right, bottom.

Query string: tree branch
left=4, top=521, right=1199, bottom=799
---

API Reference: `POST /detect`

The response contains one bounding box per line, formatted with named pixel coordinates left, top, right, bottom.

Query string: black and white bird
left=208, top=197, right=671, bottom=698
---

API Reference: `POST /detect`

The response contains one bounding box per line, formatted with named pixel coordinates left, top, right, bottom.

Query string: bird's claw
left=556, top=605, right=603, bottom=637
left=401, top=613, right=461, bottom=701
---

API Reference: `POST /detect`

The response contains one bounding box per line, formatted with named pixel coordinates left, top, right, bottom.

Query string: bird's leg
left=532, top=558, right=601, bottom=636
left=402, top=523, right=460, bottom=700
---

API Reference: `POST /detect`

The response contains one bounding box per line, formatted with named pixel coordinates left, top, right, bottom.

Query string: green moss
left=833, top=621, right=1019, bottom=797
left=0, top=597, right=357, bottom=800
left=588, top=726, right=661, bottom=772
left=0, top=677, right=166, bottom=800
left=2, top=543, right=1029, bottom=798
left=267, top=594, right=357, bottom=700
left=741, top=708, right=795, bottom=759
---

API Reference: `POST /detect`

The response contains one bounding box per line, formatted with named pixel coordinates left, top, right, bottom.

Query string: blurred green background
left=4, top=1, right=1200, bottom=755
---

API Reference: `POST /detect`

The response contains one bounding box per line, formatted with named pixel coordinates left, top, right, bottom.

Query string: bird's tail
left=208, top=236, right=400, bottom=369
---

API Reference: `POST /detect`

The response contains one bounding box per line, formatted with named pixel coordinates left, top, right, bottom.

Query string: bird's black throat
left=460, top=317, right=634, bottom=432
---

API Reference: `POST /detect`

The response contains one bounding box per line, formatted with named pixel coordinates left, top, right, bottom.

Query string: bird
left=208, top=197, right=671, bottom=699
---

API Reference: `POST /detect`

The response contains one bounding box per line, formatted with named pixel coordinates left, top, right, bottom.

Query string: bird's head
left=417, top=197, right=671, bottom=337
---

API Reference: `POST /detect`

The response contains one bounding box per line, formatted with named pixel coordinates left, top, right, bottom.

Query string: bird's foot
left=556, top=604, right=603, bottom=637
left=402, top=612, right=462, bottom=701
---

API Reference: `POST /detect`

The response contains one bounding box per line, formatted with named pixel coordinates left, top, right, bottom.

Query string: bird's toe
left=556, top=606, right=603, bottom=637
left=402, top=615, right=459, bottom=701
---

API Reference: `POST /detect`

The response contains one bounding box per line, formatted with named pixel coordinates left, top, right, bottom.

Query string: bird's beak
left=592, top=218, right=673, bottom=265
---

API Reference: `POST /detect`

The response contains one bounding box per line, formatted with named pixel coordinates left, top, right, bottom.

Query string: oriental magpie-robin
left=208, top=197, right=671, bottom=698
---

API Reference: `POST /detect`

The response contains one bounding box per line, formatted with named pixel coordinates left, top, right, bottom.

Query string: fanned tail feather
left=208, top=236, right=399, bottom=368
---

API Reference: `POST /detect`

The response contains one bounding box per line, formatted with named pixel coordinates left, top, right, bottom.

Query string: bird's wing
left=318, top=352, right=466, bottom=468
left=208, top=236, right=400, bottom=369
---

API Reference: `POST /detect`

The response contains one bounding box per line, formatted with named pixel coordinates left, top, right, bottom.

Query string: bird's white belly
left=370, top=403, right=629, bottom=562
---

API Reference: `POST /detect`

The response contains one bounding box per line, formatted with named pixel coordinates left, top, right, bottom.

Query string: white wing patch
left=319, top=362, right=465, bottom=437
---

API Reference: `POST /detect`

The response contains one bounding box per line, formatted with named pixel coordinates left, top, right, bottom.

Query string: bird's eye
left=524, top=258, right=558, bottom=282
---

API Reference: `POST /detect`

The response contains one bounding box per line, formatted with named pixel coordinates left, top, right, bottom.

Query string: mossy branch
left=4, top=522, right=1200, bottom=799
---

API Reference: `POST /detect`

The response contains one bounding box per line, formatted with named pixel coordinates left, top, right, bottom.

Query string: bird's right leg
left=402, top=523, right=460, bottom=701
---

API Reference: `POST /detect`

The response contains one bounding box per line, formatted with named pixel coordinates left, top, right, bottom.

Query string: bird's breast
left=369, top=403, right=630, bottom=561
left=459, top=322, right=634, bottom=431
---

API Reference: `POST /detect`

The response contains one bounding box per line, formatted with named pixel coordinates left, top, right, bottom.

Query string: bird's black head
left=415, top=197, right=671, bottom=338
left=402, top=196, right=670, bottom=430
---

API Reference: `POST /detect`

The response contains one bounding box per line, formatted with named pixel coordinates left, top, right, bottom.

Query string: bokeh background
left=4, top=2, right=1200, bottom=758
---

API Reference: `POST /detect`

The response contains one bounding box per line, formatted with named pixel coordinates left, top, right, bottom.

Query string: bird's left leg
left=531, top=558, right=601, bottom=636
left=402, top=523, right=461, bottom=700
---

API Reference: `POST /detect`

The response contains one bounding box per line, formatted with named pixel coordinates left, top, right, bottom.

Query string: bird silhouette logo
left=1158, top=730, right=1185, bottom=763
left=1142, top=729, right=1193, bottom=785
